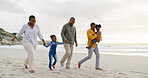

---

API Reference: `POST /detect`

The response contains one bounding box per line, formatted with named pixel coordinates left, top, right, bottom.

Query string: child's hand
left=43, top=42, right=46, bottom=46
left=42, top=39, right=46, bottom=46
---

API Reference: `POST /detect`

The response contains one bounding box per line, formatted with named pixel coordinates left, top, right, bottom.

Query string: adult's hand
left=65, top=39, right=68, bottom=43
left=75, top=43, right=78, bottom=47
left=42, top=39, right=46, bottom=46
left=11, top=37, right=16, bottom=41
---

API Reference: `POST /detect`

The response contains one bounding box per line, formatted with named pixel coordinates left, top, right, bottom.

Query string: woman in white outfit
left=12, top=15, right=45, bottom=73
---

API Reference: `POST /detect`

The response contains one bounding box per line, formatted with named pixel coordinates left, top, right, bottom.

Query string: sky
left=0, top=0, right=148, bottom=44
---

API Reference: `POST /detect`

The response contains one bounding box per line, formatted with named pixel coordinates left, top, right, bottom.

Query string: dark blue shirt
left=45, top=41, right=64, bottom=55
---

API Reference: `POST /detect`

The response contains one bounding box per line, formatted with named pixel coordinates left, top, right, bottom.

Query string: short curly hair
left=96, top=24, right=101, bottom=28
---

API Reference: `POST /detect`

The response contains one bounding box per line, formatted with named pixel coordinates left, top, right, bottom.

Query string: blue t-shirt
left=45, top=41, right=64, bottom=55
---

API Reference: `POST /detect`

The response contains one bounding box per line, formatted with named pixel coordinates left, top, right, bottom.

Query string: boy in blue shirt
left=45, top=35, right=64, bottom=70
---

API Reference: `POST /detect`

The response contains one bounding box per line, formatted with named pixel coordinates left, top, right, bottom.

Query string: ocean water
left=0, top=43, right=148, bottom=56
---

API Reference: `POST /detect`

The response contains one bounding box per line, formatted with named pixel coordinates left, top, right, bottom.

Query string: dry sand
left=0, top=48, right=148, bottom=78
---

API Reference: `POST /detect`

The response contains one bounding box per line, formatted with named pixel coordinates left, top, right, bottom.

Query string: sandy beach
left=0, top=47, right=148, bottom=78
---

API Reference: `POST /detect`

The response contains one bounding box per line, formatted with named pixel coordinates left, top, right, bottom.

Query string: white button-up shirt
left=16, top=23, right=43, bottom=46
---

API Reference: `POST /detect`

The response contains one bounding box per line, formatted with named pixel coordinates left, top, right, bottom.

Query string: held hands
left=11, top=37, right=16, bottom=41
left=42, top=39, right=46, bottom=46
left=43, top=42, right=46, bottom=46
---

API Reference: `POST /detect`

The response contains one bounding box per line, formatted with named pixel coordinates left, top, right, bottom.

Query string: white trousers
left=23, top=41, right=36, bottom=70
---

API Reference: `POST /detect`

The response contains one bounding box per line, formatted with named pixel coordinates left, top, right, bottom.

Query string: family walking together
left=11, top=15, right=103, bottom=73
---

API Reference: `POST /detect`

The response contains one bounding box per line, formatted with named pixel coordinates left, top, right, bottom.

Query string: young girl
left=45, top=35, right=64, bottom=70
left=86, top=24, right=102, bottom=49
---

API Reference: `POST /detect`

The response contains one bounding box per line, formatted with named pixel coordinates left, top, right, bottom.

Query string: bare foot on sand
left=78, top=62, right=81, bottom=68
left=60, top=61, right=64, bottom=67
left=65, top=67, right=71, bottom=69
left=49, top=68, right=53, bottom=70
left=29, top=70, right=35, bottom=73
left=24, top=64, right=28, bottom=69
left=96, top=68, right=103, bottom=70
left=52, top=65, right=55, bottom=69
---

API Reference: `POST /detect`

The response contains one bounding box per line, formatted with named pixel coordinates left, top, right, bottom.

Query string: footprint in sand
left=109, top=70, right=127, bottom=76
left=7, top=62, right=12, bottom=64
left=9, top=74, right=15, bottom=76
left=52, top=71, right=61, bottom=74
left=139, top=75, right=148, bottom=78
left=12, top=69, right=16, bottom=71
left=73, top=67, right=77, bottom=69
left=0, top=76, right=3, bottom=78
left=130, top=70, right=148, bottom=78
left=118, top=72, right=127, bottom=76
left=1, top=74, right=5, bottom=76
left=83, top=66, right=90, bottom=68
left=130, top=70, right=148, bottom=75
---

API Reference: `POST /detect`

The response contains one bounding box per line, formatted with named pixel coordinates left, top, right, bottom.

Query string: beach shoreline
left=0, top=48, right=148, bottom=78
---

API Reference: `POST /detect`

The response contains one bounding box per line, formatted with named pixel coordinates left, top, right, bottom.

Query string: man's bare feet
left=60, top=61, right=64, bottom=67
left=65, top=67, right=71, bottom=69
left=24, top=64, right=28, bottom=69
left=52, top=65, right=55, bottom=69
left=96, top=68, right=103, bottom=70
left=78, top=62, right=81, bottom=68
left=29, top=70, right=35, bottom=73
left=49, top=68, right=53, bottom=70
left=86, top=47, right=90, bottom=49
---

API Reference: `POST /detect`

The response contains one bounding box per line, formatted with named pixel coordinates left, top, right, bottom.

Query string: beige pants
left=60, top=43, right=74, bottom=67
left=23, top=41, right=36, bottom=71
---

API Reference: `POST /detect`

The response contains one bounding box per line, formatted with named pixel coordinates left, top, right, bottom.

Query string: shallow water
left=0, top=43, right=148, bottom=56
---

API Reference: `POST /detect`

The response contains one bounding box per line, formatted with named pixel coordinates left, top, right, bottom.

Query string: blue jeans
left=49, top=53, right=57, bottom=68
